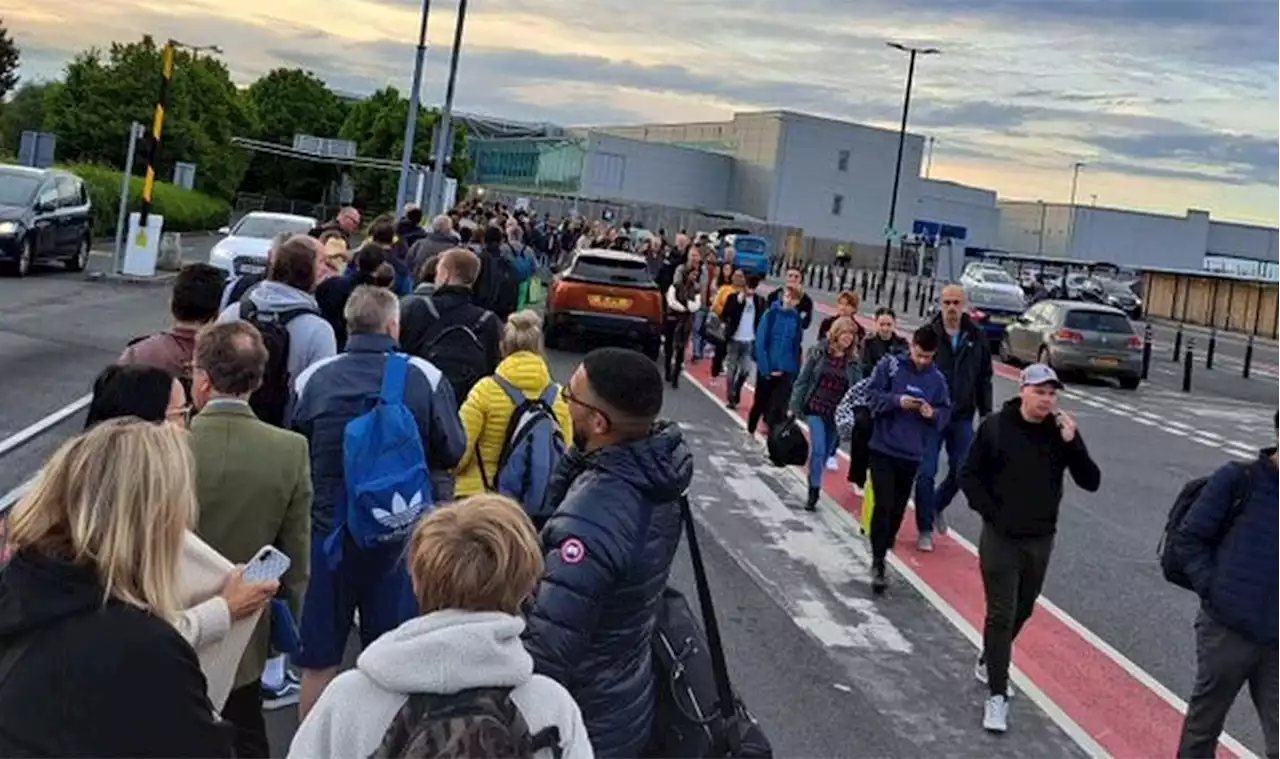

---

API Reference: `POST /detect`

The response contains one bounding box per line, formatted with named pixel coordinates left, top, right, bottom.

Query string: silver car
left=999, top=300, right=1143, bottom=390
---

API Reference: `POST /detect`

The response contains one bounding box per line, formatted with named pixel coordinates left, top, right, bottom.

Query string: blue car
left=730, top=235, right=771, bottom=277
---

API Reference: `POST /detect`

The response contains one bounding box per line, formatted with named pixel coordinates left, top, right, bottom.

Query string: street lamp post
left=924, top=136, right=936, bottom=178
left=427, top=0, right=471, bottom=216
left=395, top=0, right=434, bottom=215
left=876, top=42, right=938, bottom=304
left=1067, top=161, right=1084, bottom=256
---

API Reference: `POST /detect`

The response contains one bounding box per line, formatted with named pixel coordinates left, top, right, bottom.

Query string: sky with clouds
left=4, top=0, right=1277, bottom=225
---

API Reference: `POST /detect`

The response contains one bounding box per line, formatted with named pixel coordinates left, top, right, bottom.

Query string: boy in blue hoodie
left=864, top=325, right=951, bottom=594
left=748, top=286, right=805, bottom=435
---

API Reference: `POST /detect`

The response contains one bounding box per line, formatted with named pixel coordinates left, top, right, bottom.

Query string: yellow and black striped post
left=135, top=41, right=175, bottom=248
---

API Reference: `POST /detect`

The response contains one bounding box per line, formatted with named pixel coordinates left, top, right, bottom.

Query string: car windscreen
left=735, top=238, right=767, bottom=254
left=569, top=255, right=654, bottom=286
left=1064, top=309, right=1133, bottom=333
left=966, top=286, right=1025, bottom=311
left=0, top=172, right=41, bottom=206
left=232, top=216, right=314, bottom=239
left=978, top=269, right=1016, bottom=285
left=1098, top=279, right=1135, bottom=296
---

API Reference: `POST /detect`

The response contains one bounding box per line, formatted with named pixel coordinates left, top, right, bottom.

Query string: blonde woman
left=0, top=420, right=232, bottom=757
left=454, top=311, right=572, bottom=520
left=789, top=317, right=864, bottom=511
left=289, top=494, right=590, bottom=759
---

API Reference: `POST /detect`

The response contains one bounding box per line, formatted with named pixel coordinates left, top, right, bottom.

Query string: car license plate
left=1091, top=357, right=1120, bottom=367
left=588, top=294, right=632, bottom=310
left=989, top=315, right=1011, bottom=325
left=236, top=262, right=265, bottom=275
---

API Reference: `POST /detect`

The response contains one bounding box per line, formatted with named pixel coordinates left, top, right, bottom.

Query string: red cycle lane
left=680, top=297, right=1243, bottom=758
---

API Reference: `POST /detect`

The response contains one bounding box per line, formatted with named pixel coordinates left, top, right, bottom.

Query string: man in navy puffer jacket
left=524, top=347, right=694, bottom=757
left=1173, top=418, right=1278, bottom=759
left=748, top=287, right=805, bottom=435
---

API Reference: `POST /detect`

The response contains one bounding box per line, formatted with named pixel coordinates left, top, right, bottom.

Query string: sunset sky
left=4, top=0, right=1277, bottom=225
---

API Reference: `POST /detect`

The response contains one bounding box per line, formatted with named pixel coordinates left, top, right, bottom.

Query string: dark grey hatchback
left=0, top=165, right=93, bottom=277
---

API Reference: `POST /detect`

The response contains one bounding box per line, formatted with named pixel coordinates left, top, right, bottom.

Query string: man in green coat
left=188, top=321, right=312, bottom=757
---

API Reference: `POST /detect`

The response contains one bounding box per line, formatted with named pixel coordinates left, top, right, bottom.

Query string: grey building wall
left=727, top=112, right=785, bottom=221
left=768, top=112, right=925, bottom=244
left=578, top=132, right=732, bottom=210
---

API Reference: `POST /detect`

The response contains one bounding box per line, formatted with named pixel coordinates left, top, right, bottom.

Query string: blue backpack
left=479, top=376, right=566, bottom=518
left=331, top=353, right=433, bottom=560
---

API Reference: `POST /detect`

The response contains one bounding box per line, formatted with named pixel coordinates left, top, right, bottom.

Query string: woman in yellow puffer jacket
left=453, top=310, right=573, bottom=497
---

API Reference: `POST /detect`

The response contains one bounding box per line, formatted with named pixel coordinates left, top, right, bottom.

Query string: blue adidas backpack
left=479, top=376, right=566, bottom=519
left=332, top=353, right=433, bottom=560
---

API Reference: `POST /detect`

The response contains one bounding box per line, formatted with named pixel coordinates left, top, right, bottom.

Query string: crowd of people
left=0, top=200, right=1272, bottom=759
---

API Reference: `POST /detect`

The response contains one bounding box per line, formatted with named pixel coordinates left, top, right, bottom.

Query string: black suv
left=0, top=165, right=93, bottom=277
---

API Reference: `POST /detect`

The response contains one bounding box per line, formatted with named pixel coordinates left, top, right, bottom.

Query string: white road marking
left=0, top=394, right=92, bottom=458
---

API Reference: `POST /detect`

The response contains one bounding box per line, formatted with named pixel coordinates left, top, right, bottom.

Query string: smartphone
left=243, top=546, right=291, bottom=583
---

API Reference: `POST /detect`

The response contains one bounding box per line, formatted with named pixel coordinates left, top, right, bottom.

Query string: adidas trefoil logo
left=372, top=491, right=426, bottom=530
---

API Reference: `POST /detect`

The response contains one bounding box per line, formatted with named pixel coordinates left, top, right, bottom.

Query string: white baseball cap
left=1020, top=363, right=1063, bottom=388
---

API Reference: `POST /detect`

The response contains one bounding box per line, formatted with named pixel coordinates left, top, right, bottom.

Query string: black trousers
left=222, top=683, right=270, bottom=759
left=867, top=451, right=918, bottom=563
left=663, top=317, right=691, bottom=382
left=747, top=372, right=792, bottom=435
left=979, top=523, right=1054, bottom=698
left=846, top=408, right=873, bottom=488
left=1178, top=609, right=1278, bottom=758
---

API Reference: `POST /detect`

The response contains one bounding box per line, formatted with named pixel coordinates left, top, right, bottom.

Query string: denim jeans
left=725, top=340, right=754, bottom=399
left=806, top=415, right=839, bottom=488
left=914, top=413, right=975, bottom=533
left=691, top=308, right=709, bottom=358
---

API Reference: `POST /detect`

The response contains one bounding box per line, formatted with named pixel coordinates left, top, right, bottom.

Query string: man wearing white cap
left=959, top=363, right=1101, bottom=734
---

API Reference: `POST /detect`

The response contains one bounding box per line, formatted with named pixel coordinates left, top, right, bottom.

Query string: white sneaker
left=983, top=694, right=1010, bottom=733
left=825, top=456, right=839, bottom=471
left=935, top=510, right=949, bottom=536
left=917, top=531, right=934, bottom=552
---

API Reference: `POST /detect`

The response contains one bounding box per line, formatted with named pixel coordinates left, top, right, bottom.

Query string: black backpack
left=371, top=686, right=561, bottom=759
left=406, top=296, right=494, bottom=402
left=478, top=249, right=520, bottom=319
left=1158, top=462, right=1253, bottom=590
left=240, top=300, right=318, bottom=427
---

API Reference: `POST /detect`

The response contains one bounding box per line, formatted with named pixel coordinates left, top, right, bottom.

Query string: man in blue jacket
left=1173, top=416, right=1278, bottom=759
left=748, top=285, right=805, bottom=436
left=864, top=325, right=951, bottom=595
left=524, top=347, right=694, bottom=757
left=290, top=285, right=466, bottom=718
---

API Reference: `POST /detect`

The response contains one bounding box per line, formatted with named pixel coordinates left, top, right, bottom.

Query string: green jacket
left=189, top=400, right=312, bottom=689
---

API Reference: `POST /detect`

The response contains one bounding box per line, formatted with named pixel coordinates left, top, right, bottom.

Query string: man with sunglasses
left=524, top=347, right=694, bottom=758
left=914, top=284, right=993, bottom=552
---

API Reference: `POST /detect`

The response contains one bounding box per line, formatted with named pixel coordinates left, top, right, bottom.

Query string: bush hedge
left=69, top=163, right=232, bottom=236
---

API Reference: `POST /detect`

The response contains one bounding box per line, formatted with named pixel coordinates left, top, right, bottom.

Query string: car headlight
left=0, top=221, right=18, bottom=236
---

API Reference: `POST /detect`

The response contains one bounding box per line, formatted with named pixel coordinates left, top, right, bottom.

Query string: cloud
left=1083, top=132, right=1279, bottom=186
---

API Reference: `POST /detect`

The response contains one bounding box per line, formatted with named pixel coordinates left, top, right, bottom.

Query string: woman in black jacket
left=0, top=419, right=231, bottom=758
left=315, top=244, right=396, bottom=351
left=860, top=307, right=909, bottom=373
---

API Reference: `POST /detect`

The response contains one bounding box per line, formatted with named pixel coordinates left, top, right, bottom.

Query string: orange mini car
left=544, top=249, right=664, bottom=359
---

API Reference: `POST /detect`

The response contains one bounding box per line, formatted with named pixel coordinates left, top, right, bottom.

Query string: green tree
left=44, top=36, right=254, bottom=200
left=0, top=19, right=19, bottom=101
left=338, top=87, right=470, bottom=212
left=0, top=81, right=57, bottom=155
left=240, top=67, right=348, bottom=199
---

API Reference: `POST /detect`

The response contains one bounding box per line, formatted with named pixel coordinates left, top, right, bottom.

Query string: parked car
left=208, top=211, right=318, bottom=276
left=1000, top=300, right=1143, bottom=389
left=961, top=267, right=1027, bottom=344
left=961, top=261, right=1008, bottom=280
left=0, top=165, right=93, bottom=277
left=544, top=248, right=664, bottom=359
left=1080, top=277, right=1143, bottom=319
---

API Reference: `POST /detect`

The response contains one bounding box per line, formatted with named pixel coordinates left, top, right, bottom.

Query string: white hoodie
left=288, top=610, right=592, bottom=759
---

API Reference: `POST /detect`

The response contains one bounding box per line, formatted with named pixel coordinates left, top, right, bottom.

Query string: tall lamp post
left=876, top=42, right=938, bottom=304
left=428, top=0, right=471, bottom=216
left=395, top=0, right=434, bottom=214
left=1067, top=161, right=1084, bottom=256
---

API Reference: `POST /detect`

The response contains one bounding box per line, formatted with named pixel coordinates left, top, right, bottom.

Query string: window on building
left=837, top=149, right=850, bottom=172
left=831, top=194, right=844, bottom=216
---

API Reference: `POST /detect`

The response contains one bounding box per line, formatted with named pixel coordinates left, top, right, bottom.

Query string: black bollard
left=1182, top=338, right=1195, bottom=392
left=1206, top=328, right=1217, bottom=370
left=826, top=267, right=835, bottom=291
left=1172, top=323, right=1184, bottom=362
left=860, top=270, right=869, bottom=302
left=874, top=273, right=884, bottom=305
left=1141, top=324, right=1152, bottom=380
left=918, top=282, right=927, bottom=318
left=839, top=267, right=848, bottom=292
left=1243, top=335, right=1254, bottom=378
left=928, top=280, right=937, bottom=308
left=902, top=277, right=911, bottom=312
left=807, top=265, right=816, bottom=287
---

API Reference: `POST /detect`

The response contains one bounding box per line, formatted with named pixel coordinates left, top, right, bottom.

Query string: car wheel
left=999, top=335, right=1017, bottom=365
left=1118, top=375, right=1141, bottom=391
left=66, top=236, right=89, bottom=272
left=544, top=322, right=563, bottom=350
